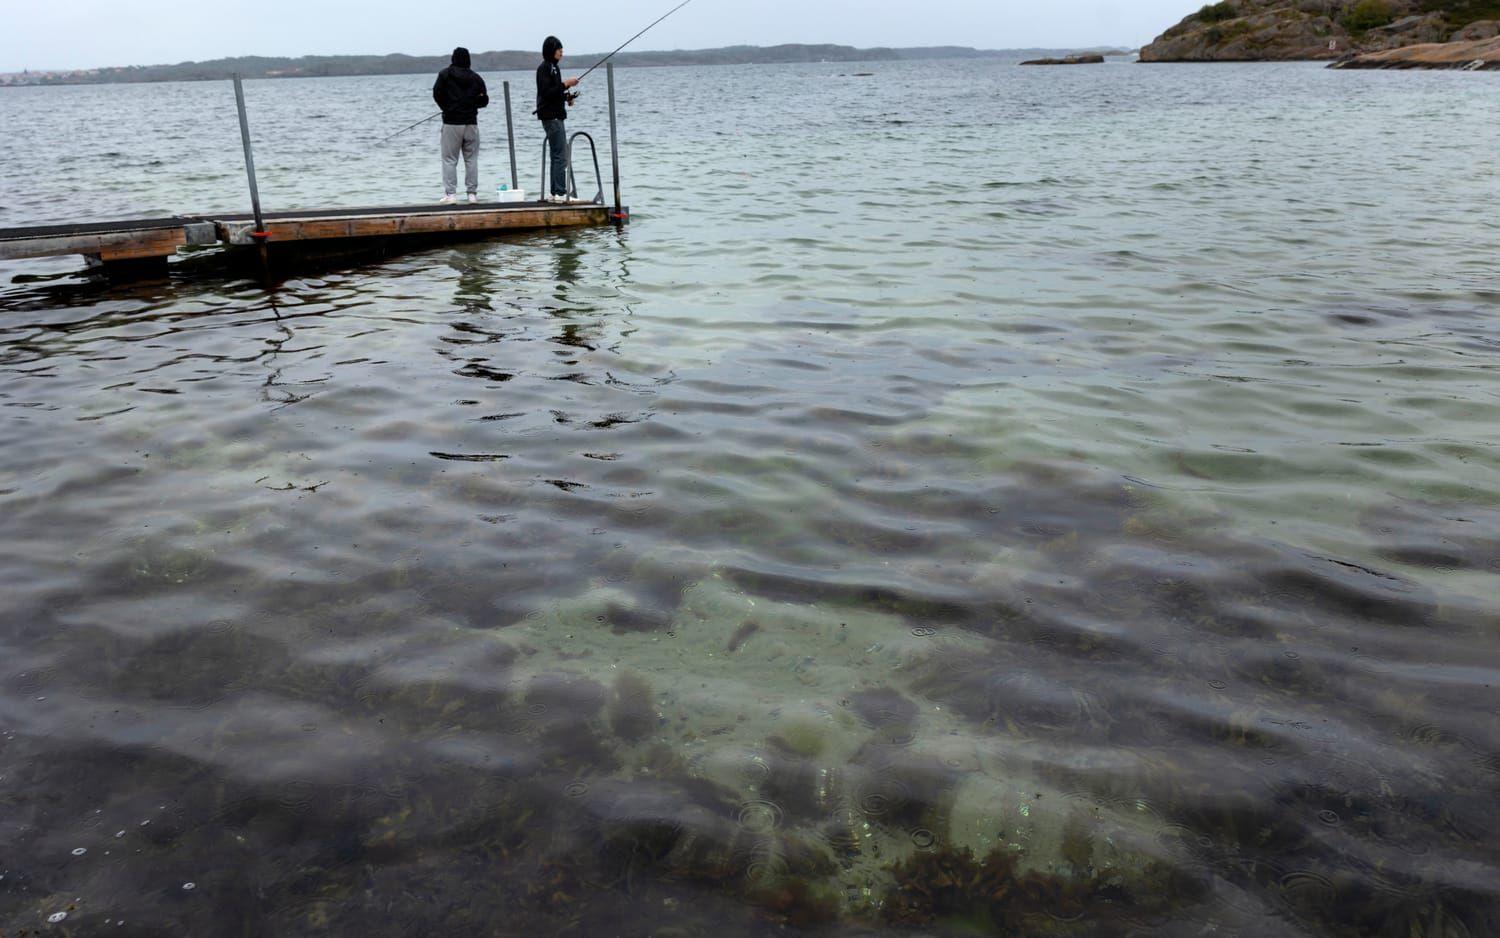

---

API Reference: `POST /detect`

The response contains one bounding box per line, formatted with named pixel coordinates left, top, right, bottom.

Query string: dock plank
left=0, top=227, right=187, bottom=262
left=0, top=201, right=615, bottom=266
left=218, top=203, right=608, bottom=245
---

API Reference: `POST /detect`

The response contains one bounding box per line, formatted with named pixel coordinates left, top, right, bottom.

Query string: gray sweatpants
left=441, top=124, right=480, bottom=196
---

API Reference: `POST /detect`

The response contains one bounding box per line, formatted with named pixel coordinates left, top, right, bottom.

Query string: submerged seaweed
left=880, top=843, right=1193, bottom=932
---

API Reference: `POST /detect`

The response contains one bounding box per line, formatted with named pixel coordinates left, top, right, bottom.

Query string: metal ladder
left=540, top=132, right=604, bottom=204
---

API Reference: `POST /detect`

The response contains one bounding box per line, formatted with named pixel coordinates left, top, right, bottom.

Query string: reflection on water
left=2, top=61, right=1499, bottom=934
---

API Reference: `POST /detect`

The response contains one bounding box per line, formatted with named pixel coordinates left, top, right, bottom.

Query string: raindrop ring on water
left=737, top=800, right=783, bottom=834
left=1317, top=809, right=1340, bottom=826
left=527, top=703, right=549, bottom=716
left=910, top=828, right=937, bottom=849
left=744, top=853, right=789, bottom=884
left=879, top=727, right=917, bottom=747
left=856, top=777, right=911, bottom=818
left=1279, top=869, right=1336, bottom=906
left=911, top=626, right=937, bottom=637
left=564, top=780, right=589, bottom=798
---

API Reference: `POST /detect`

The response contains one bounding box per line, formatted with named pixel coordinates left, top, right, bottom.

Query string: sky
left=0, top=0, right=1203, bottom=73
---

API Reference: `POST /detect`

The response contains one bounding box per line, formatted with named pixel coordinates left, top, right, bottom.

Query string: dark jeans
left=543, top=119, right=569, bottom=196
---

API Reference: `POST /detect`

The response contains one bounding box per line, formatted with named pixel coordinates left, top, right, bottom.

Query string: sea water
left=0, top=60, right=1498, bottom=934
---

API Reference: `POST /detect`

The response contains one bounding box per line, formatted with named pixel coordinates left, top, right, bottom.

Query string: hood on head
left=543, top=36, right=562, bottom=61
left=451, top=47, right=471, bottom=68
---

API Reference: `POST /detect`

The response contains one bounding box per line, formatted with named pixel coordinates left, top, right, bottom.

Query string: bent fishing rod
left=381, top=0, right=696, bottom=142
left=383, top=111, right=444, bottom=141
left=575, top=0, right=696, bottom=89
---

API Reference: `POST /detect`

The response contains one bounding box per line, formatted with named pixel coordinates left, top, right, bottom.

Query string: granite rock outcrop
left=1140, top=1, right=1500, bottom=61
left=1329, top=32, right=1500, bottom=65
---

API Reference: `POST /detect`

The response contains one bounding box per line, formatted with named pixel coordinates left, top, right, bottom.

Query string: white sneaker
left=546, top=193, right=567, bottom=204
left=467, top=193, right=479, bottom=204
left=439, top=194, right=457, bottom=205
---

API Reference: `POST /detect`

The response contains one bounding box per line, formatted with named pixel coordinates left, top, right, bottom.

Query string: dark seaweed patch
left=849, top=687, right=918, bottom=729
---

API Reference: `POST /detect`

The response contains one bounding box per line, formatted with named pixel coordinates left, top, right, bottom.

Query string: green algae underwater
left=5, top=457, right=1496, bottom=935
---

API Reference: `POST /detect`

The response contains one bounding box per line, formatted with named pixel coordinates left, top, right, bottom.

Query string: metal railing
left=540, top=131, right=605, bottom=204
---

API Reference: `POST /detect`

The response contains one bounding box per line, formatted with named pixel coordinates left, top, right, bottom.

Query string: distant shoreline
left=0, top=44, right=1132, bottom=87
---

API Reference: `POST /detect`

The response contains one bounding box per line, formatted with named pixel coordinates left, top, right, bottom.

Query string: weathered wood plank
left=0, top=227, right=187, bottom=262
left=217, top=205, right=607, bottom=246
left=97, top=228, right=189, bottom=261
left=0, top=203, right=614, bottom=266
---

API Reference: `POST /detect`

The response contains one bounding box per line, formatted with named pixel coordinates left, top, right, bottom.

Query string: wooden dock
left=0, top=200, right=619, bottom=272
left=2, top=68, right=632, bottom=279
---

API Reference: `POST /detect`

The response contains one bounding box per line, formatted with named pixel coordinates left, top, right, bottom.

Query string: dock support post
left=503, top=81, right=519, bottom=193
left=232, top=75, right=271, bottom=280
left=606, top=63, right=625, bottom=223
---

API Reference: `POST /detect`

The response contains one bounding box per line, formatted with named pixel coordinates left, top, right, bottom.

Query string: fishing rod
left=576, top=0, right=697, bottom=86
left=384, top=0, right=698, bottom=139
left=383, top=111, right=443, bottom=142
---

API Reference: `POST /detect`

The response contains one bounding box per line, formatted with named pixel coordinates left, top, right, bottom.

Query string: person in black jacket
left=536, top=36, right=579, bottom=203
left=433, top=47, right=489, bottom=204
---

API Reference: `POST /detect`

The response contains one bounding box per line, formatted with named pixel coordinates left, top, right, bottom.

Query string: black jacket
left=433, top=50, right=489, bottom=125
left=536, top=60, right=567, bottom=121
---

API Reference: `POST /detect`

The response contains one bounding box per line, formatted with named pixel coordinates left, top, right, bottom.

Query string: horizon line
left=1, top=41, right=1138, bottom=77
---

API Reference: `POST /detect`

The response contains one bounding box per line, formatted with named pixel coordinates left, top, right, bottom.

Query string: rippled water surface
left=2, top=60, right=1499, bottom=935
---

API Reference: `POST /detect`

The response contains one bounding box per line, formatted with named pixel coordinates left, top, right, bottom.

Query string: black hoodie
left=536, top=38, right=568, bottom=122
left=433, top=47, right=489, bottom=125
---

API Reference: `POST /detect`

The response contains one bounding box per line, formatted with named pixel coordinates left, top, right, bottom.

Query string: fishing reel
left=565, top=90, right=581, bottom=106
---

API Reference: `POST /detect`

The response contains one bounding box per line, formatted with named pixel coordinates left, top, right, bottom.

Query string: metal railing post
left=232, top=76, right=266, bottom=233
left=606, top=63, right=624, bottom=221
left=232, top=75, right=270, bottom=278
left=502, top=80, right=519, bottom=192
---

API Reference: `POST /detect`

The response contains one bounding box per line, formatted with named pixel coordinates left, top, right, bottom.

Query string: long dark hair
left=542, top=36, right=562, bottom=61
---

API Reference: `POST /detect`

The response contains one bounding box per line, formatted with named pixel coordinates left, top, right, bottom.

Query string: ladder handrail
left=540, top=131, right=605, bottom=204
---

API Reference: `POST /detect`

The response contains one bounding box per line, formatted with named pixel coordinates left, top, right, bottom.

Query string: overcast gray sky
left=1, top=0, right=1200, bottom=72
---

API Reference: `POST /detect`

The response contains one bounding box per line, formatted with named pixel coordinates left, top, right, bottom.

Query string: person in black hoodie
left=536, top=36, right=579, bottom=203
left=433, top=47, right=489, bottom=204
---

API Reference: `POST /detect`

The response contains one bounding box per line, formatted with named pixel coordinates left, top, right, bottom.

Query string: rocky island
left=1020, top=53, right=1107, bottom=65
left=1140, top=0, right=1500, bottom=63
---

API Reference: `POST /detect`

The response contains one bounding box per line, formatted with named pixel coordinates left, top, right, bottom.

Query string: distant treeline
left=7, top=44, right=1122, bottom=85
